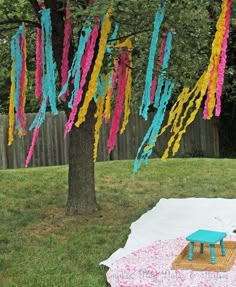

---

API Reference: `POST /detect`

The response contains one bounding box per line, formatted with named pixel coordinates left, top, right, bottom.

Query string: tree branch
left=28, top=0, right=42, bottom=18
left=108, top=28, right=151, bottom=43
left=0, top=19, right=39, bottom=27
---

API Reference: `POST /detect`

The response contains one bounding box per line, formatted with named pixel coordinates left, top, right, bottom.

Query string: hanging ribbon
left=134, top=79, right=174, bottom=174
left=139, top=1, right=166, bottom=120
left=154, top=31, right=173, bottom=109
left=150, top=34, right=167, bottom=103
left=93, top=94, right=105, bottom=161
left=8, top=24, right=27, bottom=145
left=203, top=0, right=228, bottom=119
left=64, top=24, right=99, bottom=136
left=60, top=0, right=72, bottom=101
left=215, top=0, right=232, bottom=116
left=107, top=50, right=129, bottom=153
left=74, top=7, right=112, bottom=128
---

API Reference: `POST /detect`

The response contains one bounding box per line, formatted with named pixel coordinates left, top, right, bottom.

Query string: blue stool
left=186, top=229, right=227, bottom=264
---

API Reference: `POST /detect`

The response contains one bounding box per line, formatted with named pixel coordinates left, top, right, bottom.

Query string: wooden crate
left=172, top=241, right=236, bottom=272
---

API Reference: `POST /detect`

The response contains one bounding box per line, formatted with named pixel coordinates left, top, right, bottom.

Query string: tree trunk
left=66, top=103, right=97, bottom=215
left=30, top=0, right=98, bottom=215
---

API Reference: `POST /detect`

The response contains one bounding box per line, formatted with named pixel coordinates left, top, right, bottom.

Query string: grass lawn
left=0, top=158, right=236, bottom=287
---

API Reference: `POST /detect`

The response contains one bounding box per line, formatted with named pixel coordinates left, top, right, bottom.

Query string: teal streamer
left=41, top=9, right=58, bottom=115
left=30, top=9, right=58, bottom=130
left=11, top=26, right=24, bottom=113
left=58, top=26, right=92, bottom=108
left=139, top=2, right=166, bottom=120
left=154, top=31, right=173, bottom=109
left=134, top=79, right=174, bottom=174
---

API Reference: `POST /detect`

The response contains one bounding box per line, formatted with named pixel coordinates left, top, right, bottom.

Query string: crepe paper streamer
left=107, top=51, right=129, bottom=153
left=40, top=9, right=58, bottom=115
left=93, top=94, right=105, bottom=161
left=203, top=0, right=228, bottom=119
left=35, top=25, right=43, bottom=98
left=94, top=74, right=107, bottom=102
left=150, top=77, right=157, bottom=104
left=139, top=1, right=166, bottom=120
left=64, top=25, right=99, bottom=136
left=133, top=79, right=174, bottom=174
left=17, top=25, right=27, bottom=137
left=60, top=0, right=72, bottom=101
left=158, top=87, right=190, bottom=138
left=104, top=59, right=119, bottom=123
left=8, top=60, right=16, bottom=145
left=67, top=27, right=92, bottom=108
left=74, top=7, right=112, bottom=128
left=154, top=31, right=173, bottom=109
left=120, top=39, right=132, bottom=134
left=203, top=66, right=215, bottom=119
left=161, top=72, right=209, bottom=161
left=8, top=24, right=27, bottom=145
left=150, top=34, right=167, bottom=103
left=25, top=128, right=40, bottom=167
left=215, top=0, right=232, bottom=116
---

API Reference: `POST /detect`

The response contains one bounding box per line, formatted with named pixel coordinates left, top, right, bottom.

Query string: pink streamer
left=35, top=3, right=44, bottom=98
left=107, top=51, right=129, bottom=153
left=105, top=59, right=119, bottom=123
left=150, top=35, right=167, bottom=103
left=25, top=128, right=40, bottom=167
left=203, top=66, right=215, bottom=119
left=150, top=76, right=157, bottom=103
left=61, top=1, right=72, bottom=101
left=64, top=25, right=99, bottom=136
left=215, top=0, right=232, bottom=116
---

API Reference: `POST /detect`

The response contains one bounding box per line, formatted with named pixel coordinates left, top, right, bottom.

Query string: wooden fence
left=0, top=111, right=219, bottom=169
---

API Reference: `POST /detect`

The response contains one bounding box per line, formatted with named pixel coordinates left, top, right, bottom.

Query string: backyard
left=0, top=158, right=236, bottom=287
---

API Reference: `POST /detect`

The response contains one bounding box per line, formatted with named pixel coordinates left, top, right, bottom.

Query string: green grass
left=0, top=158, right=236, bottom=286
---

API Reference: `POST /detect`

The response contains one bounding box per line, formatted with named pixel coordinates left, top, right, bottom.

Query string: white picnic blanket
left=101, top=198, right=236, bottom=267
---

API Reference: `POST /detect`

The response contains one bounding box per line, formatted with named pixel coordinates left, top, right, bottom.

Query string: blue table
left=186, top=229, right=227, bottom=264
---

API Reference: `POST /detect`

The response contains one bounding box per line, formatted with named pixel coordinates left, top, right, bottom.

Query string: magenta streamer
left=105, top=59, right=119, bottom=123
left=35, top=4, right=44, bottom=99
left=215, top=0, right=232, bottom=116
left=61, top=1, right=71, bottom=101
left=25, top=128, right=40, bottom=167
left=107, top=51, right=129, bottom=153
left=150, top=36, right=167, bottom=103
left=64, top=25, right=99, bottom=136
left=150, top=76, right=157, bottom=103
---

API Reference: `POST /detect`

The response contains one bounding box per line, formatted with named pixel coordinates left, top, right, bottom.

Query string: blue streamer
left=134, top=79, right=174, bottom=174
left=139, top=2, right=166, bottom=120
left=10, top=26, right=24, bottom=114
left=58, top=26, right=92, bottom=108
left=154, top=31, right=173, bottom=109
left=41, top=9, right=58, bottom=115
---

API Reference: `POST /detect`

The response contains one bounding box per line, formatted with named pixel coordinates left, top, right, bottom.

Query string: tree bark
left=29, top=0, right=98, bottom=215
left=66, top=103, right=97, bottom=215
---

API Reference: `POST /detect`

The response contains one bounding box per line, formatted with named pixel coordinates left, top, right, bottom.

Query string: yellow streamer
left=205, top=0, right=227, bottom=119
left=104, top=72, right=112, bottom=121
left=161, top=72, right=208, bottom=160
left=8, top=62, right=15, bottom=146
left=120, top=38, right=132, bottom=134
left=93, top=94, right=105, bottom=161
left=75, top=8, right=112, bottom=128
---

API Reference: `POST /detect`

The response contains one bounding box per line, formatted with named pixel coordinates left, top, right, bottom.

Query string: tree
left=1, top=0, right=232, bottom=215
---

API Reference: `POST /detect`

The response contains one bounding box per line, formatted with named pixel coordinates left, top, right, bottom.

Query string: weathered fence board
left=0, top=110, right=219, bottom=169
